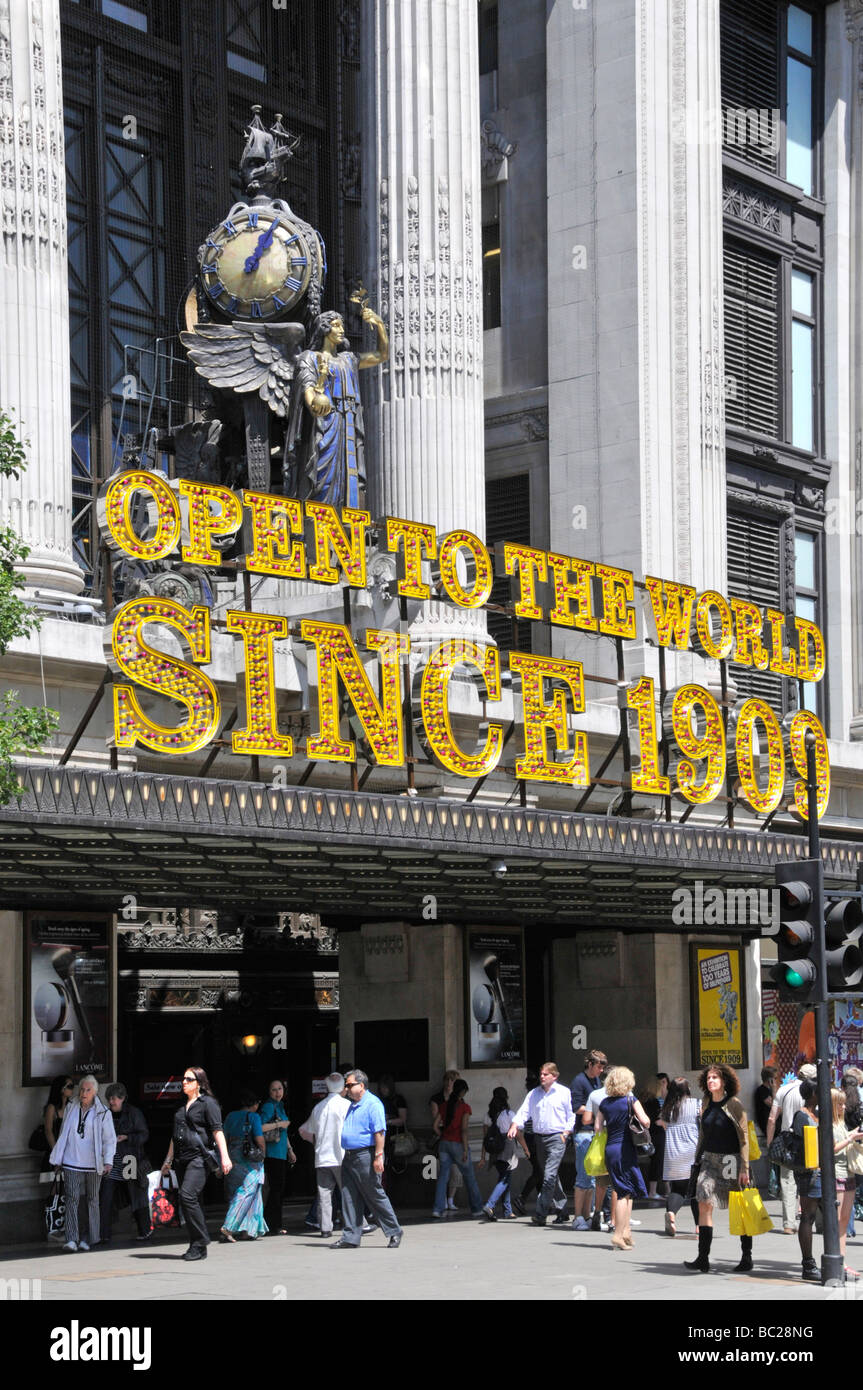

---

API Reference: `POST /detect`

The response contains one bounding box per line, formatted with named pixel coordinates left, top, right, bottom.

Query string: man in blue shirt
left=331, top=1069, right=403, bottom=1249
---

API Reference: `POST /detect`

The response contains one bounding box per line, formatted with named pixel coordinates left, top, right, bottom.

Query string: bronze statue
left=284, top=298, right=387, bottom=508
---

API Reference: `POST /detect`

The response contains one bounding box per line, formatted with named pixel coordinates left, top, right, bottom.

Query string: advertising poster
left=690, top=944, right=747, bottom=1069
left=24, top=912, right=112, bottom=1086
left=465, top=928, right=525, bottom=1066
left=762, top=986, right=863, bottom=1085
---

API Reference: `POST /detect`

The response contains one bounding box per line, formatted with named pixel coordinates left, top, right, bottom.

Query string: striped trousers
left=63, top=1167, right=102, bottom=1245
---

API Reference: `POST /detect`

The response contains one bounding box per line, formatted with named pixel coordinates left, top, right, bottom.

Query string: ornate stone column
left=361, top=0, right=485, bottom=645
left=0, top=0, right=82, bottom=597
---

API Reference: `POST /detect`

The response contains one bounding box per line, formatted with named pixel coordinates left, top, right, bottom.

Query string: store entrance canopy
left=0, top=767, right=858, bottom=925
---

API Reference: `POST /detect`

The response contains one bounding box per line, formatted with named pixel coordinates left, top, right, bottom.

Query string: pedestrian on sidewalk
left=570, top=1050, right=607, bottom=1229
left=508, top=1062, right=573, bottom=1226
left=377, top=1074, right=408, bottom=1189
left=49, top=1075, right=116, bottom=1253
left=160, top=1065, right=231, bottom=1261
left=793, top=1080, right=821, bottom=1282
left=766, top=1063, right=816, bottom=1234
left=299, top=1073, right=350, bottom=1239
left=332, top=1070, right=403, bottom=1249
left=430, top=1070, right=463, bottom=1212
left=831, top=1087, right=863, bottom=1279
left=657, top=1077, right=699, bottom=1237
left=479, top=1087, right=529, bottom=1220
left=432, top=1080, right=485, bottom=1218
left=594, top=1066, right=649, bottom=1250
left=840, top=1069, right=863, bottom=1238
left=512, top=1071, right=543, bottom=1216
left=220, top=1090, right=267, bottom=1242
left=792, top=1082, right=862, bottom=1282
left=581, top=1078, right=615, bottom=1232
left=259, top=1078, right=296, bottom=1235
left=753, top=1066, right=779, bottom=1194
left=684, top=1063, right=751, bottom=1275
left=640, top=1074, right=668, bottom=1200
left=99, top=1082, right=151, bottom=1243
left=39, top=1075, right=75, bottom=1170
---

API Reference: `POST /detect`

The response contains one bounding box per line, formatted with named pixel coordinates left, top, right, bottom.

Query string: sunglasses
left=182, top=1076, right=197, bottom=1083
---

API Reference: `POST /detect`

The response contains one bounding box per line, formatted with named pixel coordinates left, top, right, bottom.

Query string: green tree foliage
left=0, top=409, right=59, bottom=803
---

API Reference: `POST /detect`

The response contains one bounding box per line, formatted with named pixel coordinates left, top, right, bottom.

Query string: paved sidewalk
left=0, top=1197, right=853, bottom=1302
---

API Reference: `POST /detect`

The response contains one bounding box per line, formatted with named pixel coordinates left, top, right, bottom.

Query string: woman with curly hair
left=594, top=1066, right=650, bottom=1250
left=685, top=1063, right=750, bottom=1274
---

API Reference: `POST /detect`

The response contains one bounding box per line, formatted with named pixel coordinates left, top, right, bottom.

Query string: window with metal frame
left=726, top=507, right=788, bottom=713
left=720, top=0, right=819, bottom=194
left=485, top=474, right=532, bottom=652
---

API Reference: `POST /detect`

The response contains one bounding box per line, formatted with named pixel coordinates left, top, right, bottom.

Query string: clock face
left=199, top=209, right=318, bottom=319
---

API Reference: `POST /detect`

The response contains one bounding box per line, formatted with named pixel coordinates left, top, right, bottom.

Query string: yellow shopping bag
left=804, top=1124, right=819, bottom=1169
left=584, top=1130, right=607, bottom=1177
left=728, top=1189, right=746, bottom=1236
left=741, top=1187, right=773, bottom=1236
left=747, top=1122, right=761, bottom=1161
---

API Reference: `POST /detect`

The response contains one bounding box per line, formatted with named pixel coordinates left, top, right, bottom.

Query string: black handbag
left=242, top=1116, right=264, bottom=1164
left=628, top=1099, right=655, bottom=1157
left=29, top=1123, right=48, bottom=1153
left=767, top=1127, right=805, bottom=1172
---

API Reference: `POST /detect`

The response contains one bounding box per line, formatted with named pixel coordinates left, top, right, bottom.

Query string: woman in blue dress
left=595, top=1066, right=650, bottom=1250
left=220, top=1090, right=267, bottom=1241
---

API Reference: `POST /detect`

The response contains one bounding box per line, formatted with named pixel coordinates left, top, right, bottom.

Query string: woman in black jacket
left=161, top=1065, right=231, bottom=1261
left=99, top=1082, right=151, bottom=1242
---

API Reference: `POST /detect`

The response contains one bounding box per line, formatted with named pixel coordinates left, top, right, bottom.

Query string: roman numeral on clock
left=248, top=211, right=259, bottom=228
left=222, top=219, right=239, bottom=237
left=251, top=301, right=263, bottom=318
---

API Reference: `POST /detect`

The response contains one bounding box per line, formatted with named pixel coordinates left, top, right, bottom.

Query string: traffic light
left=824, top=896, right=863, bottom=996
left=772, top=860, right=821, bottom=1003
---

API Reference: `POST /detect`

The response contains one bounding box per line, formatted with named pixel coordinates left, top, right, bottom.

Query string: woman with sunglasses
left=40, top=1076, right=75, bottom=1172
left=160, top=1066, right=231, bottom=1261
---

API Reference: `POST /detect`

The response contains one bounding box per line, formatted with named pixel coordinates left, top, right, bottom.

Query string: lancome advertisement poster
left=465, top=928, right=525, bottom=1067
left=24, top=912, right=112, bottom=1086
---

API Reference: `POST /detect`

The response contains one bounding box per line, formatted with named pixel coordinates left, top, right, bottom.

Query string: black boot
left=685, top=1225, right=713, bottom=1272
left=734, top=1234, right=753, bottom=1272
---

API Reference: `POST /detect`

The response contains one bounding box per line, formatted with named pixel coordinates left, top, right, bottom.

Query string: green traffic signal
left=772, top=861, right=821, bottom=1003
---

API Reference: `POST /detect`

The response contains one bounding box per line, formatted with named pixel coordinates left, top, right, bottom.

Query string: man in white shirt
left=766, top=1062, right=816, bottom=1234
left=508, top=1062, right=573, bottom=1226
left=299, top=1073, right=351, bottom=1238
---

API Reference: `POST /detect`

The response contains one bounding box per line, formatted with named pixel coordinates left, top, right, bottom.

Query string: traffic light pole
left=806, top=735, right=843, bottom=1287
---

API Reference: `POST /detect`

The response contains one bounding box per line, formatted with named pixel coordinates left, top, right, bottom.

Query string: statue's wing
left=179, top=322, right=305, bottom=418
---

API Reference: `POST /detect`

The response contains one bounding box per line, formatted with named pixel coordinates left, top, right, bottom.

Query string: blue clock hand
left=244, top=218, right=280, bottom=275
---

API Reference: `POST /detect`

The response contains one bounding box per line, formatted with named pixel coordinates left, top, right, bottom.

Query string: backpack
left=484, top=1113, right=506, bottom=1157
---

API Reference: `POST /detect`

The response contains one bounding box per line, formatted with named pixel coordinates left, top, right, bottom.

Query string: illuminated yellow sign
left=97, top=474, right=830, bottom=819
